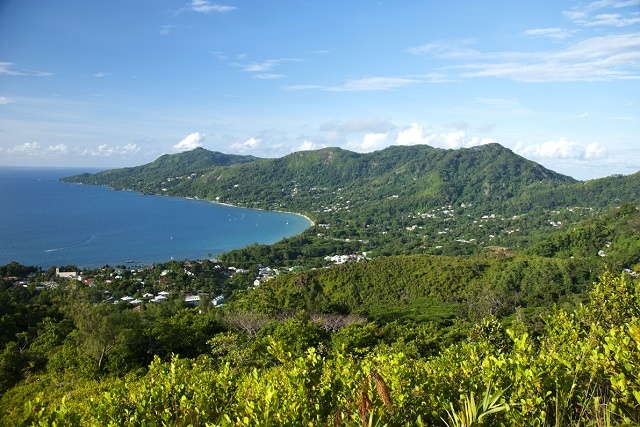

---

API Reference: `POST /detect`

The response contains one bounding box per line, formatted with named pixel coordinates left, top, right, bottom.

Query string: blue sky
left=0, top=0, right=638, bottom=179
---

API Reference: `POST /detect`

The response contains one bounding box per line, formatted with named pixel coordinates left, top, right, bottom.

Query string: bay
left=0, top=167, right=311, bottom=268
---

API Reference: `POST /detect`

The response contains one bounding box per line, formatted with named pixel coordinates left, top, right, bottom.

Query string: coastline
left=2, top=171, right=315, bottom=268
left=208, top=199, right=315, bottom=227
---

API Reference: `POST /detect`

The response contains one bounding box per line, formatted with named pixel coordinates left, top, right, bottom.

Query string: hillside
left=63, top=147, right=259, bottom=191
left=64, top=144, right=640, bottom=261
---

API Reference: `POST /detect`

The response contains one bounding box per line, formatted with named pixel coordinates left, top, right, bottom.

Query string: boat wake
left=44, top=235, right=97, bottom=253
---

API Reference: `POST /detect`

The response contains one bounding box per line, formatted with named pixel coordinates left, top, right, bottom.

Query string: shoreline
left=208, top=199, right=315, bottom=227
left=3, top=174, right=315, bottom=269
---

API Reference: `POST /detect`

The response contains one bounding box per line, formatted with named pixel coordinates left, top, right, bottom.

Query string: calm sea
left=0, top=167, right=311, bottom=268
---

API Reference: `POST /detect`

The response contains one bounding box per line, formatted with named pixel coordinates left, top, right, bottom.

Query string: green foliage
left=443, top=384, right=507, bottom=427
left=60, top=144, right=640, bottom=264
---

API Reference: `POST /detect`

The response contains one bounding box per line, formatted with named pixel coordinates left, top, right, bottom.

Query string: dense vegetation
left=64, top=144, right=640, bottom=263
left=2, top=145, right=639, bottom=425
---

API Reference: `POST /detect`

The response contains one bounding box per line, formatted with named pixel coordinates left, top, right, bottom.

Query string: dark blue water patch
left=0, top=167, right=311, bottom=268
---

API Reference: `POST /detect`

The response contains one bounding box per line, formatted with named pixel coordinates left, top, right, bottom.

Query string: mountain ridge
left=63, top=143, right=640, bottom=260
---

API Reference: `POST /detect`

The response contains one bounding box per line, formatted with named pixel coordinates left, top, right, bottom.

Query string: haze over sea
left=0, top=167, right=311, bottom=268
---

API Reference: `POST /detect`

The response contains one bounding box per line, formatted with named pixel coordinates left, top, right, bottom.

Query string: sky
left=0, top=0, right=639, bottom=180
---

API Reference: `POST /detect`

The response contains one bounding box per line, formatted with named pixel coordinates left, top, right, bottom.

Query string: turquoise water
left=0, top=167, right=311, bottom=268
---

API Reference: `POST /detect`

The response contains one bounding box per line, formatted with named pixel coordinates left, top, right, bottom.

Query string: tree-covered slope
left=182, top=144, right=578, bottom=215
left=63, top=144, right=640, bottom=260
left=527, top=203, right=640, bottom=267
left=64, top=144, right=577, bottom=212
left=63, top=147, right=259, bottom=192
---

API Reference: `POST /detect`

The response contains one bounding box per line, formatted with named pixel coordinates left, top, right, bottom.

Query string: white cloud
left=515, top=139, right=578, bottom=159
left=237, top=60, right=280, bottom=72
left=329, top=77, right=418, bottom=91
left=584, top=13, right=640, bottom=27
left=514, top=139, right=609, bottom=161
left=396, top=123, right=430, bottom=145
left=230, top=137, right=262, bottom=154
left=584, top=142, right=608, bottom=159
left=47, top=144, right=68, bottom=154
left=0, top=62, right=51, bottom=77
left=458, top=33, right=640, bottom=82
left=122, top=143, right=141, bottom=154
left=0, top=96, right=12, bottom=104
left=297, top=140, right=323, bottom=151
left=78, top=143, right=141, bottom=157
left=253, top=73, right=287, bottom=80
left=174, top=132, right=205, bottom=151
left=407, top=40, right=481, bottom=58
left=395, top=123, right=497, bottom=150
left=424, top=72, right=456, bottom=83
left=8, top=142, right=41, bottom=155
left=284, top=76, right=419, bottom=92
left=564, top=0, right=640, bottom=25
left=189, top=0, right=236, bottom=13
left=160, top=25, right=178, bottom=35
left=92, top=72, right=109, bottom=78
left=346, top=133, right=390, bottom=152
left=522, top=28, right=576, bottom=40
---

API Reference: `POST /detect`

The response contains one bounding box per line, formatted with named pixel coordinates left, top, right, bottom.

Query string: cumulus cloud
left=346, top=133, right=390, bottom=152
left=230, top=137, right=262, bottom=154
left=514, top=139, right=609, bottom=160
left=47, top=144, right=68, bottom=154
left=395, top=123, right=496, bottom=149
left=8, top=142, right=41, bottom=155
left=0, top=96, right=12, bottom=104
left=296, top=140, right=324, bottom=151
left=8, top=142, right=72, bottom=157
left=174, top=132, right=205, bottom=151
left=584, top=142, right=608, bottom=159
left=515, top=139, right=578, bottom=159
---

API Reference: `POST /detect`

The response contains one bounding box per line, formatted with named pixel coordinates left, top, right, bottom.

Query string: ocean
left=0, top=167, right=312, bottom=268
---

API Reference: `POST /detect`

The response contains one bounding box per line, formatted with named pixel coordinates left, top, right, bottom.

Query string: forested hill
left=63, top=147, right=260, bottom=190
left=65, top=143, right=577, bottom=212
left=64, top=143, right=640, bottom=259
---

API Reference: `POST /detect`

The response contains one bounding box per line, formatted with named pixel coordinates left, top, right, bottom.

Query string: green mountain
left=65, top=143, right=577, bottom=212
left=63, top=144, right=640, bottom=261
left=63, top=147, right=259, bottom=191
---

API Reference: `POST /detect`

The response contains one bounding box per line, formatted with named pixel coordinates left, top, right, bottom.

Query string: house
left=55, top=268, right=78, bottom=280
left=212, top=295, right=225, bottom=306
left=184, top=295, right=201, bottom=306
